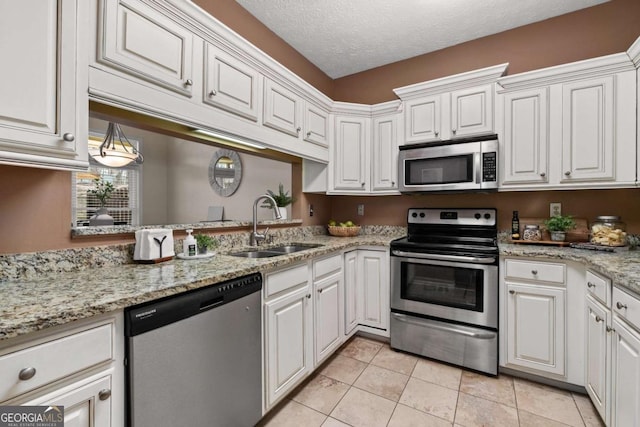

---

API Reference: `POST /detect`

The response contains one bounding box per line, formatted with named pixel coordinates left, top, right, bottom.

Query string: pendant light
left=89, top=122, right=143, bottom=167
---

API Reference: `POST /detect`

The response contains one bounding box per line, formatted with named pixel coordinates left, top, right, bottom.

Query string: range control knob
left=474, top=213, right=481, bottom=219
left=419, top=212, right=425, bottom=218
left=411, top=212, right=418, bottom=218
left=484, top=213, right=491, bottom=220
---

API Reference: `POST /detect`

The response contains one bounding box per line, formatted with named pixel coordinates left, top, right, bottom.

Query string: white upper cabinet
left=263, top=78, right=302, bottom=137
left=497, top=53, right=637, bottom=191
left=303, top=103, right=330, bottom=147
left=0, top=0, right=88, bottom=171
left=98, top=0, right=195, bottom=96
left=371, top=103, right=401, bottom=192
left=394, top=63, right=508, bottom=144
left=204, top=43, right=259, bottom=121
left=330, top=109, right=370, bottom=192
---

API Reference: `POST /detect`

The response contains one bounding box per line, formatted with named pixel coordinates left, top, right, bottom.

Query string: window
left=72, top=135, right=141, bottom=226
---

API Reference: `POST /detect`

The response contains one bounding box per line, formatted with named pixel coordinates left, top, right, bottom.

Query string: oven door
left=391, top=250, right=498, bottom=328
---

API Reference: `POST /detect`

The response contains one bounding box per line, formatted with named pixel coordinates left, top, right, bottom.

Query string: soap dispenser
left=183, top=229, right=197, bottom=257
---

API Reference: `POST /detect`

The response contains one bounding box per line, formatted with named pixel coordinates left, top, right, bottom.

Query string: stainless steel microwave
left=398, top=134, right=498, bottom=193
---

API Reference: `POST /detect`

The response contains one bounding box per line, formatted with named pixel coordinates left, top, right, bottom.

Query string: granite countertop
left=0, top=234, right=400, bottom=341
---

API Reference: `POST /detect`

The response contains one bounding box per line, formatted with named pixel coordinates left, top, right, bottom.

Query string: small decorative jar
left=522, top=224, right=542, bottom=241
left=591, top=216, right=627, bottom=246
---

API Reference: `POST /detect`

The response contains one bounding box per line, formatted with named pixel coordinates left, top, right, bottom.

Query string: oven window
left=401, top=262, right=483, bottom=312
left=405, top=154, right=473, bottom=185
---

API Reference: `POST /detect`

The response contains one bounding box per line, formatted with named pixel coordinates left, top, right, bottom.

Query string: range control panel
left=407, top=208, right=496, bottom=227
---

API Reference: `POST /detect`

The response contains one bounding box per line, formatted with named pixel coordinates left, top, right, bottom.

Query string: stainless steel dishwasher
left=125, top=273, right=262, bottom=427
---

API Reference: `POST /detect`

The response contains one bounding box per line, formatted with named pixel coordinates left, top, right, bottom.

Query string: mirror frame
left=208, top=149, right=242, bottom=197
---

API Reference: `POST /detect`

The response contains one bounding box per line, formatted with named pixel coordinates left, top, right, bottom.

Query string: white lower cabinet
left=585, top=294, right=610, bottom=422
left=611, top=314, right=640, bottom=426
left=343, top=250, right=359, bottom=335
left=313, top=260, right=343, bottom=365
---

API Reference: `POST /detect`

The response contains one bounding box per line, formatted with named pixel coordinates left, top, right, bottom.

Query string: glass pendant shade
left=89, top=123, right=143, bottom=167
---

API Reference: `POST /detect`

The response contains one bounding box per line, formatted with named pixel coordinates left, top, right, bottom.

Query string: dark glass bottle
left=511, top=211, right=520, bottom=240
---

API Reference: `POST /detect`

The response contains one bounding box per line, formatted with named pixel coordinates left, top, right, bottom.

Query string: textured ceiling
left=234, top=0, right=609, bottom=78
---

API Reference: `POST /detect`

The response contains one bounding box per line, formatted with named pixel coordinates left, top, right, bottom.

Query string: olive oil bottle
left=511, top=211, right=520, bottom=240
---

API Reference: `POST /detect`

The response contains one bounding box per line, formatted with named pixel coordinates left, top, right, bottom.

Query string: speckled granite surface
left=0, top=230, right=404, bottom=341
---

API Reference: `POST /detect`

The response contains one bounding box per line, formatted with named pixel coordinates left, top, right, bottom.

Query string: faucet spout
left=251, top=194, right=282, bottom=246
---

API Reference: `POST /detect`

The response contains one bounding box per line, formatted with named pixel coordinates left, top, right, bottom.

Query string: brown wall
left=330, top=189, right=640, bottom=234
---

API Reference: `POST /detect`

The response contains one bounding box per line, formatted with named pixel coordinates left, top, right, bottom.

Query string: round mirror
left=208, top=149, right=242, bottom=197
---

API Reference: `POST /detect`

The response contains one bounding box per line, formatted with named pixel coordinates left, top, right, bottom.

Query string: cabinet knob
left=361, top=182, right=365, bottom=187
left=531, top=270, right=538, bottom=275
left=296, top=127, right=301, bottom=134
left=452, top=129, right=457, bottom=135
left=587, top=282, right=596, bottom=288
left=616, top=302, right=628, bottom=310
left=595, top=315, right=604, bottom=323
left=209, top=89, right=217, bottom=97
left=564, top=171, right=571, bottom=176
left=607, top=326, right=615, bottom=333
left=18, top=367, right=36, bottom=381
left=306, top=294, right=311, bottom=299
left=98, top=389, right=111, bottom=401
left=317, top=288, right=323, bottom=294
left=435, top=131, right=439, bottom=137
left=392, top=181, right=395, bottom=186
left=184, top=79, right=193, bottom=87
left=306, top=131, right=311, bottom=137
left=62, top=133, right=75, bottom=142
left=540, top=172, right=546, bottom=177
left=509, top=290, right=515, bottom=295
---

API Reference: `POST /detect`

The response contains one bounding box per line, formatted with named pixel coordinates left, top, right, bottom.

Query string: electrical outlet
left=308, top=204, right=314, bottom=217
left=357, top=204, right=364, bottom=216
left=550, top=203, right=562, bottom=217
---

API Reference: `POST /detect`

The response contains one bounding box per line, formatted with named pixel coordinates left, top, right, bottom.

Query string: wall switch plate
left=357, top=204, right=364, bottom=216
left=308, top=204, right=314, bottom=217
left=550, top=203, right=562, bottom=217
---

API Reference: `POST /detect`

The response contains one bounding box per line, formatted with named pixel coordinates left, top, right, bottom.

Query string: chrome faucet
left=251, top=194, right=282, bottom=246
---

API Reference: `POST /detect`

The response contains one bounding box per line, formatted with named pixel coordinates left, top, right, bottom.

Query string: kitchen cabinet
left=371, top=105, right=401, bottom=192
left=263, top=263, right=313, bottom=410
left=204, top=42, right=260, bottom=121
left=394, top=63, right=507, bottom=144
left=343, top=250, right=359, bottom=335
left=303, top=103, right=330, bottom=147
left=497, top=53, right=636, bottom=191
left=330, top=113, right=370, bottom=191
left=0, top=0, right=88, bottom=171
left=585, top=293, right=611, bottom=423
left=97, top=0, right=196, bottom=97
left=312, top=254, right=343, bottom=365
left=263, top=78, right=302, bottom=137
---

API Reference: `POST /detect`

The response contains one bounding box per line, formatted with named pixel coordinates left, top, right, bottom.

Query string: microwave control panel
left=482, top=152, right=497, bottom=182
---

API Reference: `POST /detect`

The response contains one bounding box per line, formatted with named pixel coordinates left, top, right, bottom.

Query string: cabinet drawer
left=586, top=270, right=611, bottom=306
left=313, top=253, right=342, bottom=281
left=265, top=263, right=308, bottom=298
left=613, top=287, right=640, bottom=329
left=504, top=259, right=565, bottom=284
left=0, top=324, right=113, bottom=402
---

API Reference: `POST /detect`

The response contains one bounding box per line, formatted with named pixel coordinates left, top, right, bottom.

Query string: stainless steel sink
left=229, top=250, right=281, bottom=258
left=229, top=243, right=323, bottom=258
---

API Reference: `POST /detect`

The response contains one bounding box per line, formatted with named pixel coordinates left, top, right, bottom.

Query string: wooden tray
left=518, top=217, right=590, bottom=243
left=510, top=239, right=572, bottom=247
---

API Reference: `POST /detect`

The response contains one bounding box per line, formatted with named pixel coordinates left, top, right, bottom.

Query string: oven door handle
left=391, top=250, right=496, bottom=264
left=391, top=313, right=496, bottom=339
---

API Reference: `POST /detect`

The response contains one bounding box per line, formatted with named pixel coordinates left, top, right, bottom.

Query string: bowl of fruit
left=327, top=220, right=361, bottom=237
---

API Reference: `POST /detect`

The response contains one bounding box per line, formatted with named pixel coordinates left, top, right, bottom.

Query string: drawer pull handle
left=98, top=389, right=111, bottom=401
left=509, top=290, right=515, bottom=295
left=607, top=326, right=615, bottom=333
left=587, top=282, right=596, bottom=288
left=531, top=270, right=538, bottom=275
left=595, top=315, right=604, bottom=323
left=18, top=367, right=36, bottom=381
left=616, top=302, right=628, bottom=310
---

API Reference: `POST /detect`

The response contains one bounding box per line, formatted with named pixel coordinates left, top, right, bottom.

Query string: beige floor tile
left=321, top=417, right=351, bottom=427
left=454, top=392, right=519, bottom=427
left=259, top=400, right=327, bottom=427
left=411, top=359, right=462, bottom=390
left=388, top=404, right=453, bottom=427
left=291, top=374, right=350, bottom=415
left=319, top=354, right=368, bottom=385
left=353, top=364, right=410, bottom=401
left=514, top=378, right=584, bottom=427
left=573, top=392, right=605, bottom=427
left=330, top=387, right=396, bottom=427
left=339, top=336, right=384, bottom=363
left=519, top=410, right=574, bottom=427
left=459, top=371, right=516, bottom=407
left=371, top=345, right=419, bottom=375
left=399, top=377, right=459, bottom=422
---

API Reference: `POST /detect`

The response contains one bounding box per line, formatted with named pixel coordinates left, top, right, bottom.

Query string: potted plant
left=88, top=177, right=115, bottom=225
left=195, top=233, right=219, bottom=254
left=262, top=183, right=294, bottom=219
left=543, top=215, right=576, bottom=241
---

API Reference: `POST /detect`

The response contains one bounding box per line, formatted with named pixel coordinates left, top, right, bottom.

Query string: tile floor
left=258, top=336, right=605, bottom=427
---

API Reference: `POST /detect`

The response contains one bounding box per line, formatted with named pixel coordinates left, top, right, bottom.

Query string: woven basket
left=328, top=225, right=361, bottom=237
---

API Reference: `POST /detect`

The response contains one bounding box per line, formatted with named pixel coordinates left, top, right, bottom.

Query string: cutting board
left=516, top=217, right=590, bottom=243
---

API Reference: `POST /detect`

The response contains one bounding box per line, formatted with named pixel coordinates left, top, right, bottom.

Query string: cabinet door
left=371, top=114, right=399, bottom=191
left=450, top=84, right=493, bottom=137
left=357, top=250, right=389, bottom=331
left=264, top=286, right=312, bottom=408
left=263, top=79, right=302, bottom=137
left=561, top=77, right=614, bottom=182
left=403, top=95, right=441, bottom=143
left=99, top=0, right=195, bottom=96
left=585, top=295, right=610, bottom=423
left=204, top=43, right=259, bottom=121
left=501, top=88, right=549, bottom=185
left=314, top=273, right=343, bottom=365
left=506, top=282, right=565, bottom=376
left=344, top=250, right=358, bottom=335
left=0, top=0, right=87, bottom=170
left=304, top=103, right=330, bottom=147
left=333, top=116, right=369, bottom=191
left=611, top=317, right=640, bottom=427
left=25, top=374, right=112, bottom=427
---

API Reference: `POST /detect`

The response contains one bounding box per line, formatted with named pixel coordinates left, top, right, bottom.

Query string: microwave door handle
left=391, top=250, right=496, bottom=264
left=391, top=313, right=496, bottom=339
left=475, top=151, right=481, bottom=184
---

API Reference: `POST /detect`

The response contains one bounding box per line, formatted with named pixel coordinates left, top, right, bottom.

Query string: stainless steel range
left=390, top=208, right=499, bottom=375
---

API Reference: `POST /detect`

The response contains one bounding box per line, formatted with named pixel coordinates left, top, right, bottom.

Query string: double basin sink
left=230, top=243, right=323, bottom=258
